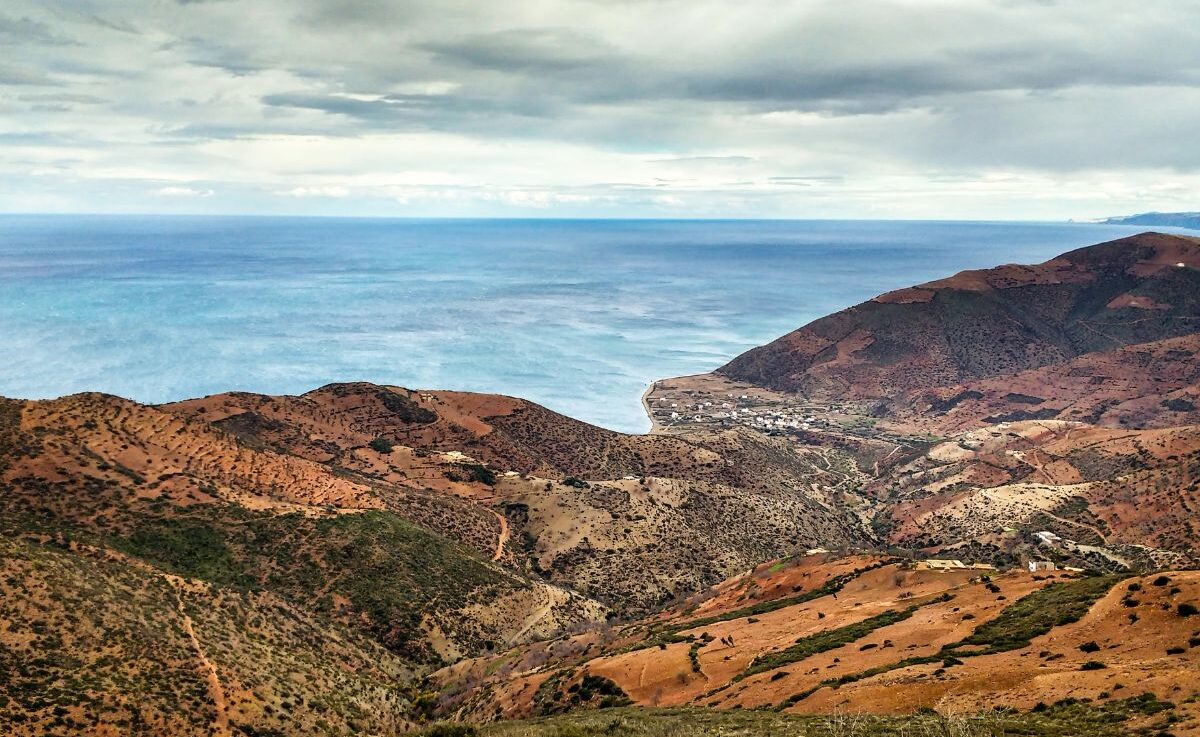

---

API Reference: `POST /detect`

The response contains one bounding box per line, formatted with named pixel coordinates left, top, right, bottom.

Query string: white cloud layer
left=0, top=0, right=1198, bottom=218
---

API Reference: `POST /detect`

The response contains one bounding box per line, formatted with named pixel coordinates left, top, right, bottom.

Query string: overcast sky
left=2, top=0, right=1198, bottom=219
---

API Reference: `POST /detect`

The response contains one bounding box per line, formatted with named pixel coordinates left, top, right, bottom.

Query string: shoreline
left=641, top=381, right=663, bottom=434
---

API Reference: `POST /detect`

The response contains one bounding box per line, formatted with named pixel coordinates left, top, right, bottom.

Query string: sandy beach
left=640, top=380, right=662, bottom=433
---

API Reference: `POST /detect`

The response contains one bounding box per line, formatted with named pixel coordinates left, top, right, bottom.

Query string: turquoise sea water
left=0, top=216, right=1182, bottom=432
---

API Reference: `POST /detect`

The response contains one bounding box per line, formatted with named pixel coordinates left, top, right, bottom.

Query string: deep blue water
left=0, top=216, right=1182, bottom=432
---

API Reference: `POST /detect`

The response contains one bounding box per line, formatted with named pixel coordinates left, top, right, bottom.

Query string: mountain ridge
left=717, top=232, right=1200, bottom=402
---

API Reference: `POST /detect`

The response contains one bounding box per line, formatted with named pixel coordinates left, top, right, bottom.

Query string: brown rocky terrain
left=651, top=232, right=1200, bottom=570
left=165, top=383, right=874, bottom=613
left=895, top=333, right=1200, bottom=432
left=718, top=232, right=1200, bottom=404
left=4, top=231, right=1200, bottom=735
left=0, top=380, right=870, bottom=732
left=874, top=420, right=1200, bottom=566
left=436, top=555, right=1200, bottom=734
left=0, top=391, right=604, bottom=686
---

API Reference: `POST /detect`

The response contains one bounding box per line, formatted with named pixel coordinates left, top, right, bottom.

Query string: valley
left=2, top=232, right=1199, bottom=735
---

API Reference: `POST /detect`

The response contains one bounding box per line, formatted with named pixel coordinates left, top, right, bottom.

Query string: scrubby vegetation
left=114, top=518, right=251, bottom=587
left=632, top=561, right=893, bottom=652
left=368, top=436, right=395, bottom=453
left=739, top=595, right=950, bottom=680
left=107, top=509, right=521, bottom=661
left=0, top=536, right=415, bottom=736
left=447, top=463, right=498, bottom=486
left=478, top=697, right=1178, bottom=737
left=945, top=575, right=1124, bottom=656
left=0, top=398, right=22, bottom=473
left=532, top=671, right=632, bottom=715
left=373, top=387, right=439, bottom=425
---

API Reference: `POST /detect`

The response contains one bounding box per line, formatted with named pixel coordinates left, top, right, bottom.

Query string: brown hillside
left=896, top=333, right=1200, bottom=432
left=0, top=536, right=415, bottom=736
left=166, top=382, right=875, bottom=612
left=874, top=420, right=1200, bottom=562
left=718, top=233, right=1200, bottom=400
left=438, top=556, right=1200, bottom=734
left=0, top=392, right=603, bottom=664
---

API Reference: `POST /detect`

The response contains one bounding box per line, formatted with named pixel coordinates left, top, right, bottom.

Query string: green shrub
left=447, top=463, right=497, bottom=486
left=376, top=389, right=437, bottom=424
left=367, top=437, right=394, bottom=453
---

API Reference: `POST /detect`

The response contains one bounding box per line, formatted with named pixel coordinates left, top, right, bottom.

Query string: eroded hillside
left=437, top=555, right=1200, bottom=734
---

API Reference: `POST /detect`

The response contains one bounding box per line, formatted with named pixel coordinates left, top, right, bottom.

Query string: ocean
left=0, top=216, right=1183, bottom=432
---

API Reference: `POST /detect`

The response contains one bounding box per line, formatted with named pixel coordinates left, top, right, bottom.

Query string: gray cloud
left=0, top=0, right=1198, bottom=217
left=0, top=63, right=61, bottom=86
left=0, top=13, right=77, bottom=46
left=422, top=28, right=619, bottom=72
left=18, top=92, right=106, bottom=104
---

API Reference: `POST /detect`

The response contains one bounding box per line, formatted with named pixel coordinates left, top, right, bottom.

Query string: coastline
left=641, top=380, right=662, bottom=434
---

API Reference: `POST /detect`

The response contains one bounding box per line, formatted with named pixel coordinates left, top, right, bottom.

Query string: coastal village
left=643, top=373, right=929, bottom=449
left=643, top=374, right=1146, bottom=575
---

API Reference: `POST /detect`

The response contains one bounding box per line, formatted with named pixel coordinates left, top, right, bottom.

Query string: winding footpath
left=490, top=509, right=510, bottom=561
left=170, top=579, right=231, bottom=737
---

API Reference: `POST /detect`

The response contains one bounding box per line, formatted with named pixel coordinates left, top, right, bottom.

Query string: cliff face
left=718, top=232, right=1200, bottom=402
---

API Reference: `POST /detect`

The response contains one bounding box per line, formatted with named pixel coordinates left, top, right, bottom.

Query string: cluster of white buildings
left=653, top=394, right=829, bottom=432
left=746, top=411, right=818, bottom=431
